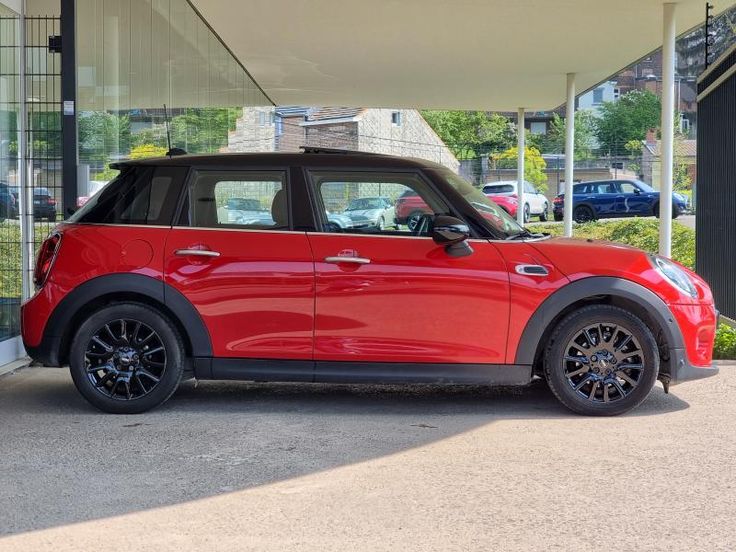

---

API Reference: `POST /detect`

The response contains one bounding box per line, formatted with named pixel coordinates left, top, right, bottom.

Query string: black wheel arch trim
left=515, top=276, right=684, bottom=366
left=35, top=273, right=212, bottom=366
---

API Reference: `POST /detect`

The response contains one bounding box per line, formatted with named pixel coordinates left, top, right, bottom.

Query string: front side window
left=70, top=166, right=184, bottom=225
left=309, top=171, right=449, bottom=236
left=619, top=182, right=640, bottom=194
left=433, top=170, right=524, bottom=238
left=184, top=170, right=288, bottom=230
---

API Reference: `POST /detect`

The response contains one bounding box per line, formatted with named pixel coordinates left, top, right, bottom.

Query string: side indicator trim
left=515, top=264, right=549, bottom=276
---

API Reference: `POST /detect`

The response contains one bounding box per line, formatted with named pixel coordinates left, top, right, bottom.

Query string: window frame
left=304, top=167, right=468, bottom=238
left=174, top=165, right=295, bottom=232
left=70, top=165, right=187, bottom=227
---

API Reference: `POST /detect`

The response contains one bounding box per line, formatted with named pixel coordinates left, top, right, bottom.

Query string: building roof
left=643, top=139, right=697, bottom=157
left=190, top=0, right=735, bottom=111
left=306, top=107, right=365, bottom=122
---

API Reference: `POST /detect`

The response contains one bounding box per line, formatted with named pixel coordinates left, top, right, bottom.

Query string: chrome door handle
left=324, top=256, right=371, bottom=265
left=175, top=249, right=220, bottom=257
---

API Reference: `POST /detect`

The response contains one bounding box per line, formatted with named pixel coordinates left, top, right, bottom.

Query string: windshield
left=633, top=179, right=655, bottom=193
left=484, top=184, right=515, bottom=194
left=432, top=169, right=525, bottom=238
left=347, top=198, right=382, bottom=210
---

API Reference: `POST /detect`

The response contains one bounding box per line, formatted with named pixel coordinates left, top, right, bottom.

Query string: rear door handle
left=324, top=256, right=371, bottom=265
left=175, top=248, right=221, bottom=257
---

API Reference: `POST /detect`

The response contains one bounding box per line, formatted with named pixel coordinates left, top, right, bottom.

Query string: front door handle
left=324, top=256, right=371, bottom=265
left=175, top=248, right=221, bottom=257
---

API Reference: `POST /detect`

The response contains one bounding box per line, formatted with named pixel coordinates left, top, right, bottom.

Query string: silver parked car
left=344, top=197, right=396, bottom=230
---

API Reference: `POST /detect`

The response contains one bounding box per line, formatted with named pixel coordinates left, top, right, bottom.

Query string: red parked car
left=485, top=192, right=518, bottom=218
left=22, top=150, right=718, bottom=415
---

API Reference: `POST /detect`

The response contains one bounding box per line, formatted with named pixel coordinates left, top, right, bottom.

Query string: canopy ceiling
left=190, top=0, right=734, bottom=111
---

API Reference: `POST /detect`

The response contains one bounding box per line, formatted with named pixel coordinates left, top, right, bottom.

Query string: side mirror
left=431, top=215, right=473, bottom=257
left=633, top=188, right=641, bottom=194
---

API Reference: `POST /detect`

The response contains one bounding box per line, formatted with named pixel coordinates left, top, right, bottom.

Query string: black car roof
left=110, top=151, right=449, bottom=171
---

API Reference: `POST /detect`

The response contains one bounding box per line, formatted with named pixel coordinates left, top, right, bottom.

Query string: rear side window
left=70, top=166, right=185, bottom=225
left=180, top=170, right=289, bottom=230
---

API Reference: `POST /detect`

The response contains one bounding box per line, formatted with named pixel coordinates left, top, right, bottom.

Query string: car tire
left=523, top=203, right=530, bottom=223
left=653, top=202, right=679, bottom=219
left=539, top=203, right=548, bottom=222
left=573, top=205, right=594, bottom=223
left=69, top=302, right=185, bottom=414
left=544, top=305, right=659, bottom=416
left=553, top=213, right=563, bottom=222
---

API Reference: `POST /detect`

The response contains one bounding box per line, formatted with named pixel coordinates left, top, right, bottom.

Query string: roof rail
left=299, top=146, right=379, bottom=155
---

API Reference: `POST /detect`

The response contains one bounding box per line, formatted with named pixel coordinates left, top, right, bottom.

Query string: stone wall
left=227, top=107, right=275, bottom=152
left=358, top=109, right=460, bottom=173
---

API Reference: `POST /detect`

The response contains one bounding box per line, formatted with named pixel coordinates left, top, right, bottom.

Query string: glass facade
left=0, top=4, right=21, bottom=354
left=75, top=0, right=271, bottom=197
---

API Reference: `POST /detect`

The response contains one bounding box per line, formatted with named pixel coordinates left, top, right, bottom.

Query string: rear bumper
left=667, top=347, right=719, bottom=385
left=23, top=335, right=62, bottom=367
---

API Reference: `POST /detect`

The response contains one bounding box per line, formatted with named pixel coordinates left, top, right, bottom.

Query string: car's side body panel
left=307, top=233, right=510, bottom=364
left=164, top=228, right=315, bottom=360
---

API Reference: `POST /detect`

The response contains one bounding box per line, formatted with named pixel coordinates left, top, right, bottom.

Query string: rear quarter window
left=70, top=166, right=186, bottom=225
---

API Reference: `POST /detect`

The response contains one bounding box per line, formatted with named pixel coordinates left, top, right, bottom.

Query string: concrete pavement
left=0, top=365, right=734, bottom=551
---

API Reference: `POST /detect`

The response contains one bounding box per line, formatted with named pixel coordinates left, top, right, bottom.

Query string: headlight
left=651, top=255, right=697, bottom=298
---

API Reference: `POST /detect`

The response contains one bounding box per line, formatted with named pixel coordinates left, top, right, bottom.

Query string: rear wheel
left=523, top=203, right=530, bottom=223
left=544, top=305, right=659, bottom=416
left=69, top=303, right=185, bottom=414
left=539, top=203, right=549, bottom=222
left=574, top=205, right=594, bottom=223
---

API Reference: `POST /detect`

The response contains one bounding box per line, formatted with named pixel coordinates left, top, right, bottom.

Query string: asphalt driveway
left=0, top=364, right=734, bottom=551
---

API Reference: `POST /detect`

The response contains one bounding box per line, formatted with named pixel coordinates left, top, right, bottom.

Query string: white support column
left=659, top=2, right=676, bottom=257
left=563, top=73, right=576, bottom=237
left=517, top=107, right=525, bottom=226
left=18, top=0, right=34, bottom=301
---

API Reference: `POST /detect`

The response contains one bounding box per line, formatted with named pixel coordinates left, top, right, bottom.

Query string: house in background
left=227, top=106, right=460, bottom=173
left=641, top=130, right=696, bottom=190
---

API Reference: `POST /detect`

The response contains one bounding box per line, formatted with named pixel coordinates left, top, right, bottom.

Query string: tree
left=78, top=111, right=131, bottom=163
left=420, top=111, right=514, bottom=159
left=129, top=143, right=168, bottom=159
left=529, top=111, right=597, bottom=160
left=492, top=146, right=548, bottom=192
left=595, top=90, right=661, bottom=156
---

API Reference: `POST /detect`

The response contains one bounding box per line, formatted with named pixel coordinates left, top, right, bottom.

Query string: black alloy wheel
left=85, top=319, right=167, bottom=401
left=69, top=303, right=184, bottom=414
left=544, top=305, right=659, bottom=416
left=561, top=323, right=644, bottom=404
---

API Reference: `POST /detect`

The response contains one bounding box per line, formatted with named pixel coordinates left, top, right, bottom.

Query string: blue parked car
left=553, top=179, right=688, bottom=223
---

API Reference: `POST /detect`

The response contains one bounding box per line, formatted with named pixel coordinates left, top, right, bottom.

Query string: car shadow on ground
left=0, top=368, right=689, bottom=536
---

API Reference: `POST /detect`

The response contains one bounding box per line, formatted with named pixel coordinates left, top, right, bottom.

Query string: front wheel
left=544, top=305, right=659, bottom=416
left=523, top=203, right=530, bottom=223
left=69, top=303, right=185, bottom=414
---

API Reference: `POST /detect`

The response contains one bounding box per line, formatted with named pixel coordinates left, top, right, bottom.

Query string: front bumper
left=666, top=347, right=719, bottom=385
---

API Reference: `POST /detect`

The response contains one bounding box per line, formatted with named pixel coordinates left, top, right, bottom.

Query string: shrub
left=714, top=324, right=736, bottom=360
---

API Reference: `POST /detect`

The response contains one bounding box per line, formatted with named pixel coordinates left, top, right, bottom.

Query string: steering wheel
left=409, top=213, right=433, bottom=236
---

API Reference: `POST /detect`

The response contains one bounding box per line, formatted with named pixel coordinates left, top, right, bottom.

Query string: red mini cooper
left=22, top=150, right=718, bottom=415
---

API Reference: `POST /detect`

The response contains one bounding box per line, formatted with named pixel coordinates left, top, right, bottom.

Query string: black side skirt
left=195, top=358, right=533, bottom=386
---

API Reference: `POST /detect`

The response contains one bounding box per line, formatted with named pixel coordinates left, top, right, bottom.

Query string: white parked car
left=344, top=197, right=396, bottom=230
left=482, top=180, right=548, bottom=222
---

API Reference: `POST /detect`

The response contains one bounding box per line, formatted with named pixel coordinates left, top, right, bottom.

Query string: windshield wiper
left=505, top=229, right=546, bottom=240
